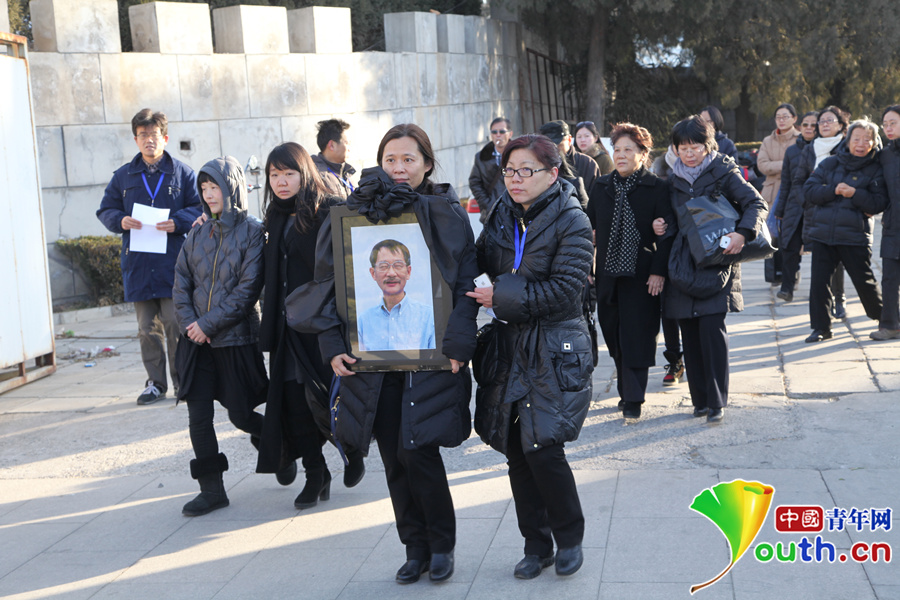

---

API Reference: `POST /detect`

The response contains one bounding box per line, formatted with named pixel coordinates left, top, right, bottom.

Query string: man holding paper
left=96, top=109, right=202, bottom=405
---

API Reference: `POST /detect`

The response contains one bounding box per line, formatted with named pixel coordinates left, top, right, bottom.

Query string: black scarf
left=259, top=196, right=296, bottom=352
left=603, top=168, right=642, bottom=277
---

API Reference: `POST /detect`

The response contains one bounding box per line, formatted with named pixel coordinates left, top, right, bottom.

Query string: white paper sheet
left=130, top=204, right=170, bottom=254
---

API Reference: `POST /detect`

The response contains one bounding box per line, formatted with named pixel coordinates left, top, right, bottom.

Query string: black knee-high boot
left=183, top=453, right=229, bottom=517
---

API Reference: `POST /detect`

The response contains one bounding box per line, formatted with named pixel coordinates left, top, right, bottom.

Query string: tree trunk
left=585, top=5, right=608, bottom=129
left=734, top=82, right=756, bottom=142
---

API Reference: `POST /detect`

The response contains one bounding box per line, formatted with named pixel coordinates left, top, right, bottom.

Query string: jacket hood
left=197, top=156, right=247, bottom=227
left=836, top=139, right=880, bottom=171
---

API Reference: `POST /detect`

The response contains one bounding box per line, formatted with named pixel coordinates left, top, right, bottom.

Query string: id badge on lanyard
left=142, top=172, right=165, bottom=207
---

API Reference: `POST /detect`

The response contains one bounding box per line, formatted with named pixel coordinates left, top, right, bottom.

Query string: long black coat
left=468, top=142, right=506, bottom=221
left=880, top=140, right=900, bottom=259
left=663, top=154, right=768, bottom=320
left=474, top=179, right=594, bottom=455
left=774, top=136, right=812, bottom=244
left=589, top=168, right=673, bottom=367
left=286, top=168, right=480, bottom=455
left=804, top=146, right=887, bottom=247
left=790, top=139, right=842, bottom=244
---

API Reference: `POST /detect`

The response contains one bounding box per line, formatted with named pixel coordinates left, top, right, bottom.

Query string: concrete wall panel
left=446, top=54, right=470, bottom=105
left=486, top=19, right=502, bottom=57
left=166, top=120, right=221, bottom=173
left=218, top=118, right=283, bottom=188
left=63, top=124, right=136, bottom=188
left=470, top=54, right=490, bottom=104
left=36, top=127, right=67, bottom=189
left=281, top=115, right=326, bottom=149
left=177, top=54, right=251, bottom=122
left=433, top=147, right=456, bottom=188
left=414, top=106, right=443, bottom=150
left=305, top=54, right=356, bottom=115
left=288, top=6, right=352, bottom=54
left=450, top=104, right=468, bottom=148
left=43, top=184, right=113, bottom=244
left=29, top=53, right=104, bottom=127
left=129, top=2, right=213, bottom=55
left=355, top=53, right=398, bottom=112
left=31, top=0, right=121, bottom=53
left=436, top=14, right=465, bottom=54
left=99, top=54, right=183, bottom=124
left=417, top=53, right=438, bottom=107
left=464, top=16, right=488, bottom=55
left=213, top=5, right=289, bottom=54
left=384, top=12, right=437, bottom=53
left=246, top=55, right=309, bottom=118
left=392, top=53, right=420, bottom=109
left=46, top=241, right=92, bottom=302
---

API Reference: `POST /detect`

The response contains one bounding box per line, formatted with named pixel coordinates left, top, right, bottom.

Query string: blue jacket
left=96, top=151, right=202, bottom=302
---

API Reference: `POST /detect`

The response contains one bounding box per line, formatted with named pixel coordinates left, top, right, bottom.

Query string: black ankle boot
left=183, top=453, right=230, bottom=517
left=343, top=450, right=365, bottom=488
left=294, top=468, right=332, bottom=509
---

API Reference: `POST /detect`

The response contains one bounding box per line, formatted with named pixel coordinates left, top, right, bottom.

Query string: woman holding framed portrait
left=467, top=134, right=594, bottom=580
left=287, top=124, right=479, bottom=585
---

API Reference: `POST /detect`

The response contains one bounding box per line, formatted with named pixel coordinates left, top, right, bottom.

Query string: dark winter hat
left=539, top=120, right=570, bottom=144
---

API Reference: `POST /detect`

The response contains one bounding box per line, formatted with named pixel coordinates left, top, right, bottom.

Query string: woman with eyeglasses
left=804, top=118, right=887, bottom=343
left=588, top=123, right=673, bottom=421
left=774, top=111, right=819, bottom=302
left=575, top=121, right=614, bottom=176
left=873, top=105, right=900, bottom=340
left=468, top=134, right=594, bottom=580
left=757, top=104, right=799, bottom=209
left=288, top=124, right=479, bottom=584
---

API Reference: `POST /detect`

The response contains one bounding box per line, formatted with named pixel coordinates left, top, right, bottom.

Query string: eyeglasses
left=491, top=129, right=509, bottom=135
left=818, top=118, right=838, bottom=125
left=501, top=167, right=548, bottom=178
left=775, top=115, right=793, bottom=121
left=576, top=121, right=594, bottom=129
left=136, top=133, right=162, bottom=141
left=374, top=261, right=408, bottom=273
left=801, top=122, right=818, bottom=127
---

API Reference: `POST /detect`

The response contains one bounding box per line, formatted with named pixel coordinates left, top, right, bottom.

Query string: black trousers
left=678, top=313, right=729, bottom=410
left=282, top=379, right=327, bottom=473
left=881, top=256, right=900, bottom=330
left=373, top=373, right=455, bottom=560
left=506, top=415, right=584, bottom=557
left=662, top=316, right=681, bottom=361
left=780, top=225, right=804, bottom=294
left=809, top=242, right=882, bottom=331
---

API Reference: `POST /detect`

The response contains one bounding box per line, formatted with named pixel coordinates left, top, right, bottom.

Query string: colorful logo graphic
left=689, top=479, right=775, bottom=594
left=774, top=505, right=824, bottom=533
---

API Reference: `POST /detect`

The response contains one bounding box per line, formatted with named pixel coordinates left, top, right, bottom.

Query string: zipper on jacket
left=207, top=223, right=223, bottom=313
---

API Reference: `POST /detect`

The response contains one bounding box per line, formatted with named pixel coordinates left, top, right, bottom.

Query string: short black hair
left=369, top=239, right=410, bottom=267
left=701, top=105, right=725, bottom=132
left=490, top=116, right=510, bottom=129
left=315, top=119, right=350, bottom=152
left=818, top=105, right=850, bottom=134
left=132, top=108, right=167, bottom=137
left=882, top=105, right=900, bottom=121
left=775, top=103, right=797, bottom=118
left=197, top=171, right=216, bottom=186
left=672, top=115, right=718, bottom=154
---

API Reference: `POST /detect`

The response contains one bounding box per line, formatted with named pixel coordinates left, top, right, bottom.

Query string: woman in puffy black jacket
left=468, top=134, right=594, bottom=580
left=656, top=116, right=767, bottom=424
left=803, top=118, right=887, bottom=342
left=874, top=105, right=900, bottom=340
left=288, top=124, right=479, bottom=585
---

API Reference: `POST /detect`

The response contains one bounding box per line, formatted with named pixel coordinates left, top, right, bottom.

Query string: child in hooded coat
left=172, top=156, right=267, bottom=516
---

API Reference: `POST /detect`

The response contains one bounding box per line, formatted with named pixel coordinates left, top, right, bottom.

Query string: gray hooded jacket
left=173, top=156, right=265, bottom=347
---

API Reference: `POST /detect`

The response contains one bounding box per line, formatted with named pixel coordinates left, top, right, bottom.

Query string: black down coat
left=173, top=156, right=264, bottom=347
left=774, top=135, right=812, bottom=245
left=468, top=142, right=506, bottom=221
left=804, top=144, right=887, bottom=247
left=474, top=179, right=595, bottom=455
left=879, top=139, right=900, bottom=259
left=285, top=167, right=480, bottom=455
left=663, top=153, right=768, bottom=320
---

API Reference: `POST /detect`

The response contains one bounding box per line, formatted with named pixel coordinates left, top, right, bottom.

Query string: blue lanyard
left=141, top=172, right=165, bottom=206
left=513, top=222, right=528, bottom=273
left=326, top=166, right=354, bottom=192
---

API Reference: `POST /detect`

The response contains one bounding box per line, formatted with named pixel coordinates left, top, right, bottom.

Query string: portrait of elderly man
left=357, top=239, right=436, bottom=351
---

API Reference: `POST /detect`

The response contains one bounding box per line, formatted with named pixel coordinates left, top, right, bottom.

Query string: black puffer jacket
left=474, top=179, right=594, bottom=455
left=173, top=156, right=264, bottom=347
left=880, top=139, right=900, bottom=259
left=804, top=144, right=887, bottom=247
left=285, top=167, right=480, bottom=455
left=468, top=142, right=506, bottom=221
left=715, top=131, right=739, bottom=161
left=774, top=136, right=812, bottom=244
left=663, top=153, right=767, bottom=319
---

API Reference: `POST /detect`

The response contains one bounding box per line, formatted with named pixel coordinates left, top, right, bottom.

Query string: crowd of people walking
left=96, top=99, right=900, bottom=585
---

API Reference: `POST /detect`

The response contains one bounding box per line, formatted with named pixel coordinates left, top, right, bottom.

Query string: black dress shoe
left=514, top=554, right=555, bottom=579
left=395, top=559, right=429, bottom=584
left=832, top=302, right=847, bottom=319
left=622, top=402, right=641, bottom=419
left=617, top=399, right=625, bottom=410
left=776, top=290, right=793, bottom=302
left=429, top=552, right=454, bottom=582
left=693, top=407, right=709, bottom=418
left=706, top=408, right=724, bottom=423
left=555, top=545, right=583, bottom=576
left=805, top=329, right=833, bottom=343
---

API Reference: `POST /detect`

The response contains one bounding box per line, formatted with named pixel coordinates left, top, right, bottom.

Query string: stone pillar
left=129, top=2, right=213, bottom=54
left=212, top=5, right=289, bottom=54
left=30, top=0, right=121, bottom=53
left=436, top=14, right=464, bottom=53
left=383, top=12, right=437, bottom=53
left=464, top=15, right=487, bottom=54
left=287, top=6, right=352, bottom=54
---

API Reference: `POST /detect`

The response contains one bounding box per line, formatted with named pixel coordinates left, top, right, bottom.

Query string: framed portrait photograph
left=331, top=205, right=454, bottom=372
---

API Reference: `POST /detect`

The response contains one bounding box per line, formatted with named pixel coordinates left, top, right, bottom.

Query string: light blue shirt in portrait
left=357, top=296, right=436, bottom=351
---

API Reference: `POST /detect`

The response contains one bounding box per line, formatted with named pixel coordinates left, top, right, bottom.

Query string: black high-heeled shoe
left=294, top=468, right=332, bottom=509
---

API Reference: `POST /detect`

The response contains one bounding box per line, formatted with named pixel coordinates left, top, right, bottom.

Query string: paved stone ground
left=1, top=247, right=899, bottom=599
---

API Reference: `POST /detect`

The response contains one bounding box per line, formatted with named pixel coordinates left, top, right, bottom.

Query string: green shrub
left=56, top=236, right=124, bottom=306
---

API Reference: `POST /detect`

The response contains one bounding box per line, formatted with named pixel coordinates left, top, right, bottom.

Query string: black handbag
left=472, top=322, right=499, bottom=386
left=676, top=193, right=776, bottom=268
